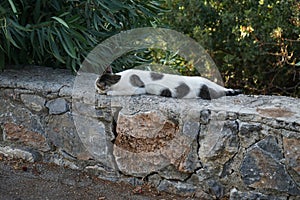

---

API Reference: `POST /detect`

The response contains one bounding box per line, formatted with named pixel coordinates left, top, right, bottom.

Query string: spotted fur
left=150, top=72, right=164, bottom=80
left=95, top=69, right=242, bottom=99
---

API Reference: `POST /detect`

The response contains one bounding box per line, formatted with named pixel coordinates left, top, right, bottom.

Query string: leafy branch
left=0, top=0, right=166, bottom=71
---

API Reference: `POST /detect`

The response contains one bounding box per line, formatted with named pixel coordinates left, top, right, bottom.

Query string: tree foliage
left=162, top=0, right=300, bottom=97
left=0, top=0, right=165, bottom=71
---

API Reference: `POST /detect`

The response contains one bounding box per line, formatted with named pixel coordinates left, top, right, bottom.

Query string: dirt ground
left=0, top=154, right=190, bottom=200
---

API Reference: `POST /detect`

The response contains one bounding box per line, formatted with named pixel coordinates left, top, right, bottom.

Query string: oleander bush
left=161, top=0, right=300, bottom=97
left=0, top=0, right=165, bottom=71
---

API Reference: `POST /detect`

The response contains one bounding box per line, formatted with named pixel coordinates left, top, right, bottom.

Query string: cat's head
left=95, top=73, right=121, bottom=94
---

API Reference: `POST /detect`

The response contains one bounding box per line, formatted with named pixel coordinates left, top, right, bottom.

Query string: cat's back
left=117, top=69, right=172, bottom=84
left=117, top=69, right=152, bottom=81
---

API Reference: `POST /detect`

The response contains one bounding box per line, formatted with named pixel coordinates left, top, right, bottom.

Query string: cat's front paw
left=106, top=91, right=114, bottom=95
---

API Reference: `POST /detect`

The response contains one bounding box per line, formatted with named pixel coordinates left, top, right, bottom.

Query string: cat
left=95, top=69, right=242, bottom=99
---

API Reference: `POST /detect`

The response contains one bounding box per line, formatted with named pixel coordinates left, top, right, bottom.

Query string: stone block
left=0, top=126, right=3, bottom=141
left=157, top=180, right=197, bottom=197
left=200, top=109, right=211, bottom=124
left=0, top=146, right=36, bottom=162
left=113, top=110, right=198, bottom=177
left=20, top=94, right=46, bottom=112
left=239, top=122, right=263, bottom=148
left=73, top=114, right=116, bottom=169
left=147, top=173, right=162, bottom=187
left=240, top=136, right=300, bottom=195
left=230, top=188, right=288, bottom=200
left=282, top=136, right=300, bottom=183
left=158, top=165, right=190, bottom=181
left=198, top=120, right=239, bottom=166
left=0, top=95, right=44, bottom=134
left=207, top=180, right=224, bottom=199
left=3, top=122, right=49, bottom=151
left=46, top=98, right=69, bottom=114
left=45, top=113, right=89, bottom=159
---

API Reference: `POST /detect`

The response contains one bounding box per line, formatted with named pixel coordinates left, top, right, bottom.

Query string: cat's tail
left=225, top=89, right=243, bottom=96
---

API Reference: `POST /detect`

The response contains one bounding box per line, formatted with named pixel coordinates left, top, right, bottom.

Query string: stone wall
left=0, top=66, right=299, bottom=199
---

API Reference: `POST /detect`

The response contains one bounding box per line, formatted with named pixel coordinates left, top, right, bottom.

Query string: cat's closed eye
left=96, top=80, right=106, bottom=90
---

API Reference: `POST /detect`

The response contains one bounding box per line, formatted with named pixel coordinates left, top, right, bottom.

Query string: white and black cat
left=95, top=69, right=242, bottom=99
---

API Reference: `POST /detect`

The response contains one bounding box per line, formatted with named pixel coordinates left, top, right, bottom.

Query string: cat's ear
left=107, top=74, right=121, bottom=84
left=100, top=74, right=121, bottom=85
left=105, top=66, right=113, bottom=74
left=96, top=74, right=121, bottom=92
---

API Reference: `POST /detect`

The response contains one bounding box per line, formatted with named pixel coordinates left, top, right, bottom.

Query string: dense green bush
left=162, top=0, right=300, bottom=97
left=0, top=0, right=165, bottom=71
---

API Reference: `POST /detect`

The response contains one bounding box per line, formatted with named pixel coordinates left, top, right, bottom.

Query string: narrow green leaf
left=110, top=0, right=128, bottom=9
left=100, top=11, right=120, bottom=28
left=68, top=29, right=86, bottom=43
left=71, top=57, right=76, bottom=71
left=51, top=0, right=61, bottom=11
left=33, top=0, right=41, bottom=23
left=48, top=32, right=65, bottom=64
left=51, top=42, right=65, bottom=64
left=94, top=14, right=109, bottom=31
left=103, top=0, right=127, bottom=11
left=0, top=5, right=6, bottom=15
left=55, top=28, right=76, bottom=59
left=137, top=5, right=155, bottom=17
left=59, top=12, right=70, bottom=18
left=61, top=29, right=76, bottom=57
left=51, top=16, right=69, bottom=28
left=37, top=29, right=45, bottom=55
left=5, top=29, right=20, bottom=48
left=13, top=29, right=26, bottom=48
left=5, top=40, right=11, bottom=59
left=32, top=39, right=42, bottom=62
left=0, top=50, right=5, bottom=71
left=93, top=13, right=99, bottom=31
left=97, top=1, right=110, bottom=11
left=146, top=2, right=167, bottom=13
left=9, top=19, right=31, bottom=31
left=66, top=15, right=81, bottom=24
left=30, top=30, right=35, bottom=47
left=8, top=0, right=17, bottom=14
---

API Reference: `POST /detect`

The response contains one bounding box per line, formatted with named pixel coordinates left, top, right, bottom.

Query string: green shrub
left=162, top=0, right=300, bottom=97
left=0, top=0, right=166, bottom=71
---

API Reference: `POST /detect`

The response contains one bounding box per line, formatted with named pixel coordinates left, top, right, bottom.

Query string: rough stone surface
left=45, top=112, right=93, bottom=160
left=239, top=122, right=263, bottom=148
left=282, top=135, right=300, bottom=182
left=20, top=94, right=46, bottom=112
left=157, top=180, right=198, bottom=197
left=147, top=173, right=162, bottom=187
left=0, top=66, right=74, bottom=95
left=0, top=66, right=299, bottom=199
left=240, top=136, right=300, bottom=195
left=3, top=122, right=49, bottom=151
left=230, top=188, right=288, bottom=200
left=0, top=146, right=37, bottom=162
left=198, top=119, right=239, bottom=167
left=113, top=110, right=185, bottom=176
left=72, top=113, right=117, bottom=170
left=46, top=98, right=69, bottom=114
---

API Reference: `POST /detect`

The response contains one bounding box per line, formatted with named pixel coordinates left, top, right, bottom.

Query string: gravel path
left=0, top=154, right=188, bottom=200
